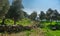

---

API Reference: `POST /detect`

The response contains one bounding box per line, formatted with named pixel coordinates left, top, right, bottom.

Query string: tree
left=29, top=11, right=37, bottom=21
left=23, top=11, right=28, bottom=18
left=46, top=8, right=54, bottom=24
left=0, top=0, right=10, bottom=25
left=6, top=0, right=24, bottom=25
left=39, top=11, right=45, bottom=22
left=53, top=10, right=59, bottom=24
left=46, top=8, right=53, bottom=20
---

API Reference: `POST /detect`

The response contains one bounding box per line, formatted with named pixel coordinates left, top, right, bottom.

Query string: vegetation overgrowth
left=0, top=0, right=60, bottom=36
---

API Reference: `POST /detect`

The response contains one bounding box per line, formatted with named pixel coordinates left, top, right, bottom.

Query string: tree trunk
left=50, top=19, right=52, bottom=25
left=1, top=18, right=6, bottom=25
left=14, top=19, right=16, bottom=25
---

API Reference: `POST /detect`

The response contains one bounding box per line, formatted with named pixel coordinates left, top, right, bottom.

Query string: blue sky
left=9, top=0, right=60, bottom=14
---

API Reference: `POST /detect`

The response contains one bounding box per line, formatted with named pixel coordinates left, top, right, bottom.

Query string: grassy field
left=41, top=21, right=60, bottom=36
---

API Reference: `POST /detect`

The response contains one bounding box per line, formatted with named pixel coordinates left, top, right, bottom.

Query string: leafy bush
left=16, top=18, right=32, bottom=26
left=5, top=19, right=14, bottom=25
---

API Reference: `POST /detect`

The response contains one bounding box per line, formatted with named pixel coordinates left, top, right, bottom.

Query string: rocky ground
left=0, top=28, right=45, bottom=36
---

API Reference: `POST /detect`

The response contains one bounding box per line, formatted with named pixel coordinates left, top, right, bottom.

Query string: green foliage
left=0, top=19, right=2, bottom=23
left=0, top=0, right=10, bottom=18
left=4, top=18, right=31, bottom=26
left=16, top=18, right=32, bottom=26
left=5, top=19, right=14, bottom=25
left=25, top=31, right=31, bottom=36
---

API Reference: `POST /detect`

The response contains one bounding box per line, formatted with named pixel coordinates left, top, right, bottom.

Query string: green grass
left=43, top=29, right=60, bottom=36
left=41, top=21, right=60, bottom=36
